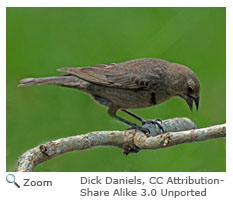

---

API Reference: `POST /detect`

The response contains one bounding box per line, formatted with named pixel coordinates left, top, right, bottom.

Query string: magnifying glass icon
left=6, top=174, right=20, bottom=188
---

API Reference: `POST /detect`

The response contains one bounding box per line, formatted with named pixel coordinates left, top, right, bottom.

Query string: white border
left=0, top=0, right=230, bottom=7
left=0, top=1, right=231, bottom=203
left=0, top=1, right=6, bottom=173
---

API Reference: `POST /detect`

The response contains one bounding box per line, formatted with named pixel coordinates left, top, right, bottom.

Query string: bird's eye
left=188, top=87, right=194, bottom=93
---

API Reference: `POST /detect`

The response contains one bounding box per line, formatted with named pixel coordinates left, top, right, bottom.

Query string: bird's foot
left=127, top=125, right=150, bottom=136
left=127, top=119, right=164, bottom=137
left=142, top=119, right=164, bottom=134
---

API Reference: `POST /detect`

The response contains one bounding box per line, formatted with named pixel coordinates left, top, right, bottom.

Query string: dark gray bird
left=19, top=58, right=200, bottom=134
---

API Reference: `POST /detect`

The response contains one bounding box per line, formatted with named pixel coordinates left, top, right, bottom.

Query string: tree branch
left=16, top=118, right=225, bottom=172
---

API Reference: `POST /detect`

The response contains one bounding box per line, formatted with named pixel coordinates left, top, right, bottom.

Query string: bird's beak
left=194, top=97, right=199, bottom=111
left=185, top=96, right=193, bottom=111
left=185, top=96, right=199, bottom=111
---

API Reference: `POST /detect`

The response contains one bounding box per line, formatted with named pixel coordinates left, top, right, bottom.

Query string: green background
left=7, top=7, right=226, bottom=172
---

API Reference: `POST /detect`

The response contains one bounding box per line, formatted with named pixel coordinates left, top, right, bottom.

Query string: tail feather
left=18, top=75, right=90, bottom=90
left=18, top=78, right=39, bottom=87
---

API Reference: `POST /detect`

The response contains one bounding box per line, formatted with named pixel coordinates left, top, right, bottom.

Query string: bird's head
left=182, top=77, right=200, bottom=111
left=171, top=63, right=200, bottom=111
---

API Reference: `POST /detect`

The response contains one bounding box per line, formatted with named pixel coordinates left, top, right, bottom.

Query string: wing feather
left=57, top=58, right=168, bottom=89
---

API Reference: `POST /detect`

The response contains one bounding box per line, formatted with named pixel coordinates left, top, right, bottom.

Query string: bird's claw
left=142, top=118, right=162, bottom=125
left=142, top=119, right=164, bottom=134
left=127, top=125, right=151, bottom=135
left=127, top=119, right=164, bottom=137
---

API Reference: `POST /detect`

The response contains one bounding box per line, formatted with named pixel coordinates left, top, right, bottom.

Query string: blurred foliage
left=6, top=7, right=225, bottom=172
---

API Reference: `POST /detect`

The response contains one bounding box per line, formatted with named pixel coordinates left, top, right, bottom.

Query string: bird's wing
left=57, top=58, right=167, bottom=89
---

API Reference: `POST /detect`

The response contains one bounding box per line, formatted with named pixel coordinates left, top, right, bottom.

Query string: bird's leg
left=121, top=109, right=164, bottom=134
left=108, top=107, right=150, bottom=134
left=108, top=106, right=145, bottom=154
left=121, top=109, right=144, bottom=122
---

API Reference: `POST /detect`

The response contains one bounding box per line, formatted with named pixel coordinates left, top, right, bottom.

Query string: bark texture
left=15, top=118, right=225, bottom=172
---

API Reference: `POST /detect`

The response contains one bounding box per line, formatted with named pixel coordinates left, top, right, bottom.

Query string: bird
left=18, top=58, right=200, bottom=134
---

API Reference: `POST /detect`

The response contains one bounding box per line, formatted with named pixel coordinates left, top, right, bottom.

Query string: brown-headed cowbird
left=19, top=58, right=200, bottom=134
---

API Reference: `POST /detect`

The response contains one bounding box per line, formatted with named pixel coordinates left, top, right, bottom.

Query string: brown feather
left=57, top=58, right=168, bottom=89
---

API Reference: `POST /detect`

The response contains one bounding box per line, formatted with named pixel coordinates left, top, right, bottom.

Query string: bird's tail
left=18, top=75, right=90, bottom=90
